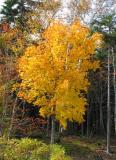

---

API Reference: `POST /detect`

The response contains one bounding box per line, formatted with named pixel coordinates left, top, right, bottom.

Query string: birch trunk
left=107, top=47, right=111, bottom=154
left=51, top=115, right=55, bottom=144
left=46, top=116, right=50, bottom=137
left=112, top=47, right=116, bottom=134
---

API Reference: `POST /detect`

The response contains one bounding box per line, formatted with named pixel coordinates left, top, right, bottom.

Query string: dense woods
left=0, top=0, right=116, bottom=160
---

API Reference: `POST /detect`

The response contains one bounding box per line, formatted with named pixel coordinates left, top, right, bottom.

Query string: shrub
left=0, top=138, right=72, bottom=160
left=50, top=144, right=71, bottom=160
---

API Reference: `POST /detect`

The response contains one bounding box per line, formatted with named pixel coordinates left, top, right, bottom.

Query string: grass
left=0, top=136, right=116, bottom=160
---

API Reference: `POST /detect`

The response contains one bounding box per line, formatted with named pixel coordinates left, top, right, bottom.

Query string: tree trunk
left=99, top=79, right=105, bottom=135
left=81, top=123, right=84, bottom=136
left=59, top=125, right=63, bottom=135
left=87, top=106, right=89, bottom=137
left=112, top=47, right=116, bottom=134
left=2, top=90, right=7, bottom=120
left=46, top=116, right=50, bottom=137
left=87, top=93, right=91, bottom=137
left=21, top=101, right=25, bottom=119
left=96, top=103, right=99, bottom=134
left=9, top=97, right=18, bottom=137
left=51, top=115, right=55, bottom=144
left=107, top=47, right=111, bottom=154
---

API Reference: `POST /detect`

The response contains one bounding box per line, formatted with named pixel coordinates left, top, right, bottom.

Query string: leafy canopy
left=13, top=20, right=102, bottom=128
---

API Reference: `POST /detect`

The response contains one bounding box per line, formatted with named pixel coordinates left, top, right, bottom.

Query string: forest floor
left=0, top=135, right=116, bottom=160
left=61, top=136, right=116, bottom=160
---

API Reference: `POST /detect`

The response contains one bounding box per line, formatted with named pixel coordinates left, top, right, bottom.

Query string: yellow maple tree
left=13, top=20, right=102, bottom=128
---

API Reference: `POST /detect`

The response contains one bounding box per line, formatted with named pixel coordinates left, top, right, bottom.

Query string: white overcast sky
left=0, top=0, right=5, bottom=18
left=0, top=0, right=5, bottom=10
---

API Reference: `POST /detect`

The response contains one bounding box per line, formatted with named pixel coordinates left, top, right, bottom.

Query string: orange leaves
left=1, top=27, right=26, bottom=55
left=1, top=22, right=9, bottom=33
left=14, top=20, right=102, bottom=128
left=91, top=32, right=103, bottom=48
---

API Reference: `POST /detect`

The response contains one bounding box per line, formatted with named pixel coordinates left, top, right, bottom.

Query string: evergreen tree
left=91, top=13, right=116, bottom=154
left=0, top=0, right=39, bottom=24
left=1, top=0, right=19, bottom=23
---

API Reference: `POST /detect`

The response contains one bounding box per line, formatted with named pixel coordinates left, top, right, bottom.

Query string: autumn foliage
left=13, top=21, right=102, bottom=128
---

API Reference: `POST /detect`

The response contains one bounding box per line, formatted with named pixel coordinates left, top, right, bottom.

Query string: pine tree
left=0, top=0, right=39, bottom=24
left=1, top=0, right=19, bottom=23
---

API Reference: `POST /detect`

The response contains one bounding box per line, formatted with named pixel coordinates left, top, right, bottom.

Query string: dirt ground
left=61, top=136, right=116, bottom=160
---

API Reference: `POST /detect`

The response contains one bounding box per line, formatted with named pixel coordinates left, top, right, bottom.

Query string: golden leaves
left=14, top=20, right=102, bottom=128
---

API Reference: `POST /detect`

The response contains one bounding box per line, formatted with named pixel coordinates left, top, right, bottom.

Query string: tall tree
left=0, top=0, right=60, bottom=138
left=91, top=13, right=116, bottom=154
left=69, top=0, right=115, bottom=24
left=69, top=0, right=92, bottom=22
left=13, top=20, right=102, bottom=143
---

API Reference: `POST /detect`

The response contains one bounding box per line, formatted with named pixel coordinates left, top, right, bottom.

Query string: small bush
left=0, top=138, right=72, bottom=160
left=50, top=144, right=72, bottom=160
